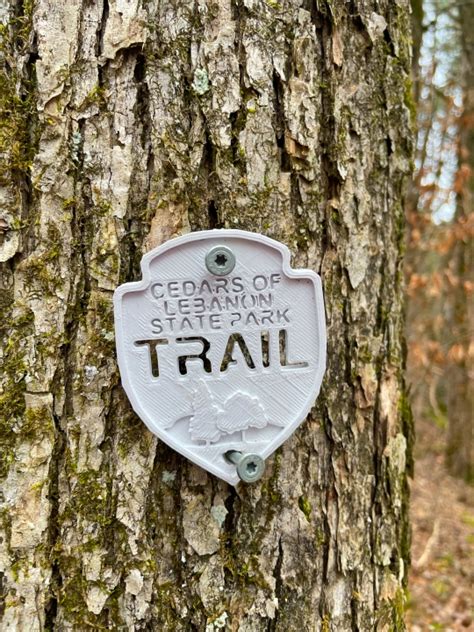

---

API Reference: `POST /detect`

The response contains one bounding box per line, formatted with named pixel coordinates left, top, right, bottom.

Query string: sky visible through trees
left=415, top=0, right=463, bottom=223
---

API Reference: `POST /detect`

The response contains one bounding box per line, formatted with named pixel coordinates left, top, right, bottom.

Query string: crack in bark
left=134, top=53, right=151, bottom=151
left=272, top=71, right=290, bottom=174
left=199, top=129, right=220, bottom=230
left=207, top=199, right=218, bottom=229
left=0, top=572, right=5, bottom=620
left=97, top=0, right=109, bottom=60
left=267, top=536, right=283, bottom=632
left=42, top=107, right=94, bottom=624
left=43, top=411, right=64, bottom=631
left=370, top=291, right=391, bottom=615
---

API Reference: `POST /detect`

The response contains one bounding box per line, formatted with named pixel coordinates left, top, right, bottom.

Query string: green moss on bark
left=0, top=0, right=39, bottom=193
left=0, top=307, right=34, bottom=479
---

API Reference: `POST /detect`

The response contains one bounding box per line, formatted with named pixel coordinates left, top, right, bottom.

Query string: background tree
left=0, top=1, right=413, bottom=630
left=403, top=1, right=473, bottom=627
left=405, top=0, right=473, bottom=482
left=445, top=0, right=473, bottom=481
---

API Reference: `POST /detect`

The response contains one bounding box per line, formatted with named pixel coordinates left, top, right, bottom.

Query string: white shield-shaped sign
left=114, top=230, right=326, bottom=485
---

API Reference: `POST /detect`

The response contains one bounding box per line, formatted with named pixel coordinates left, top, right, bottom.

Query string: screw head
left=205, top=245, right=236, bottom=276
left=236, top=454, right=265, bottom=483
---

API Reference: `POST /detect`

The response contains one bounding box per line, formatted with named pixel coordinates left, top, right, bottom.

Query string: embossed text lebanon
left=113, top=230, right=326, bottom=485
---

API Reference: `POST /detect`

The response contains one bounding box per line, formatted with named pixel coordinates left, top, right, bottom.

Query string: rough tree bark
left=446, top=1, right=474, bottom=483
left=0, top=1, right=413, bottom=630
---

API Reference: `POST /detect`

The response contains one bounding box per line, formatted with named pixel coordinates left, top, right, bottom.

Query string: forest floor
left=406, top=417, right=473, bottom=631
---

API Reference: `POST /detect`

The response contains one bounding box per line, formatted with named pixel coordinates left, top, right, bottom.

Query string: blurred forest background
left=406, top=0, right=473, bottom=629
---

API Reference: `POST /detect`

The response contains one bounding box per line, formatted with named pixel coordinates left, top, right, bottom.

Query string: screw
left=205, top=245, right=236, bottom=276
left=225, top=450, right=265, bottom=483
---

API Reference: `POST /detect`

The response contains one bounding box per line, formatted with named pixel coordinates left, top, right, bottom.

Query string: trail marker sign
left=113, top=230, right=326, bottom=485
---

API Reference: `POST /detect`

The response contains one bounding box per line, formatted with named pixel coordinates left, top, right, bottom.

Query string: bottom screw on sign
left=225, top=450, right=265, bottom=483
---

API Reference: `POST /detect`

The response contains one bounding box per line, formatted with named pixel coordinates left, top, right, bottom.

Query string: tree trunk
left=0, top=1, right=413, bottom=630
left=446, top=1, right=474, bottom=483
